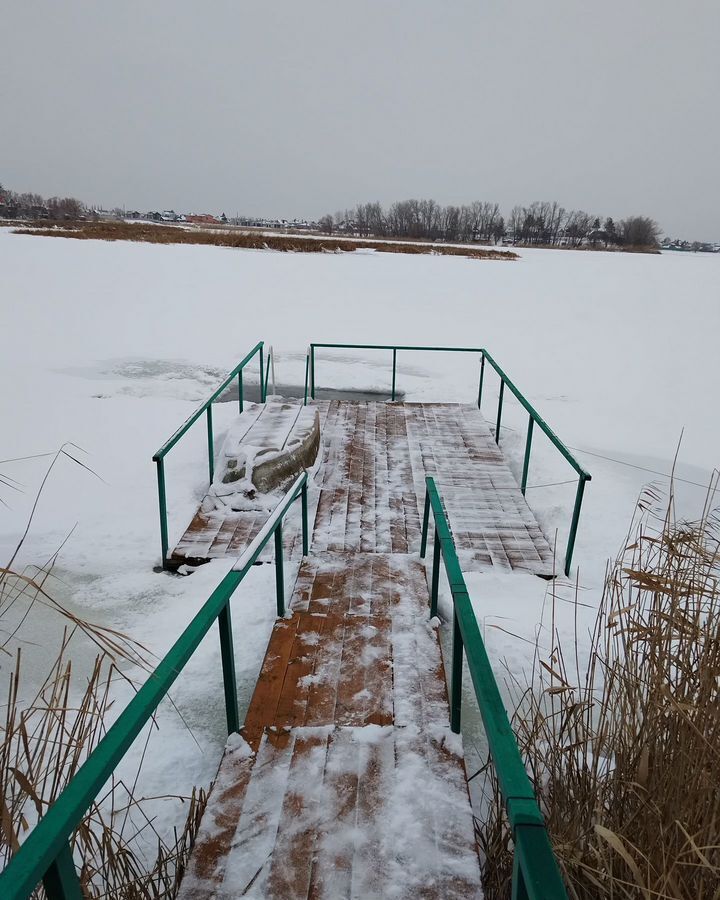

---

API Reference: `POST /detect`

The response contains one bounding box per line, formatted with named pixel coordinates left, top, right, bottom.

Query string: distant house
left=185, top=214, right=220, bottom=225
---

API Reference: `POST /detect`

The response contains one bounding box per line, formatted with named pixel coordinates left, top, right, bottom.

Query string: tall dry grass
left=1, top=450, right=206, bottom=897
left=13, top=219, right=517, bottom=260
left=477, top=479, right=720, bottom=899
left=0, top=631, right=206, bottom=898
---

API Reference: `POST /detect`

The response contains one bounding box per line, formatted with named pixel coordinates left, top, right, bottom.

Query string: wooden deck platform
left=178, top=553, right=482, bottom=900
left=172, top=401, right=554, bottom=577
left=174, top=399, right=557, bottom=898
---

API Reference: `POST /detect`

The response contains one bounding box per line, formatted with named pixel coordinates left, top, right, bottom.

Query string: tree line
left=319, top=200, right=661, bottom=248
left=0, top=182, right=86, bottom=221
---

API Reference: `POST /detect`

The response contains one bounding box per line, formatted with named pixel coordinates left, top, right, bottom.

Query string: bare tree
left=619, top=216, right=660, bottom=248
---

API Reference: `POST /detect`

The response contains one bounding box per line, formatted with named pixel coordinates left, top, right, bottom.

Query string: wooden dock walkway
left=179, top=553, right=482, bottom=900
left=174, top=400, right=554, bottom=899
left=172, top=401, right=554, bottom=577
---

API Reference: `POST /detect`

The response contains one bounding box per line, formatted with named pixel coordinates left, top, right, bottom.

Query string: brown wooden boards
left=178, top=553, right=482, bottom=899
left=171, top=401, right=554, bottom=576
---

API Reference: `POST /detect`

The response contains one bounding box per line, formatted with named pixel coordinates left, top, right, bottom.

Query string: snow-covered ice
left=1, top=226, right=718, bottom=860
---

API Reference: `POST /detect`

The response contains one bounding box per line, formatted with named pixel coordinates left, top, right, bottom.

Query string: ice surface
left=1, top=226, right=718, bottom=866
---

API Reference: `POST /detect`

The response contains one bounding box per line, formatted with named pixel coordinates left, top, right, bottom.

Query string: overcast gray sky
left=2, top=1, right=718, bottom=238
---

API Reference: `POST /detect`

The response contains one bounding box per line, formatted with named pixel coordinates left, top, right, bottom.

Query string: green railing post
left=259, top=344, right=266, bottom=402
left=514, top=825, right=568, bottom=899
left=419, top=490, right=430, bottom=558
left=238, top=369, right=244, bottom=413
left=477, top=351, right=485, bottom=409
left=564, top=475, right=587, bottom=577
left=274, top=523, right=285, bottom=616
left=310, top=344, right=316, bottom=399
left=42, top=843, right=82, bottom=900
left=495, top=378, right=505, bottom=444
left=264, top=348, right=272, bottom=398
left=521, top=415, right=534, bottom=495
left=450, top=608, right=463, bottom=734
left=206, top=405, right=214, bottom=483
left=430, top=529, right=441, bottom=618
left=155, top=458, right=169, bottom=568
left=218, top=604, right=239, bottom=734
left=391, top=348, right=397, bottom=400
left=303, top=353, right=309, bottom=406
left=512, top=847, right=530, bottom=900
left=301, top=481, right=309, bottom=555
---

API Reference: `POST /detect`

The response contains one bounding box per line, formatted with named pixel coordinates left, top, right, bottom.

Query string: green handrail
left=308, top=341, right=590, bottom=575
left=152, top=341, right=267, bottom=568
left=0, top=472, right=309, bottom=900
left=419, top=476, right=568, bottom=900
left=309, top=342, right=483, bottom=402
left=478, top=349, right=591, bottom=576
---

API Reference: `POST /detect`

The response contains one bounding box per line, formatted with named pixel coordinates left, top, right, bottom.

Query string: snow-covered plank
left=307, top=401, right=554, bottom=575
left=172, top=399, right=554, bottom=575
left=179, top=551, right=482, bottom=898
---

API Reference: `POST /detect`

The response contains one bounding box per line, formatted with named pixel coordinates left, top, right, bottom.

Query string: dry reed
left=13, top=220, right=517, bottom=260
left=1, top=452, right=207, bottom=897
left=477, top=479, right=720, bottom=899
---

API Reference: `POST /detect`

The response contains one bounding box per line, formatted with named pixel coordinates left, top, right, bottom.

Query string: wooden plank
left=241, top=617, right=299, bottom=751
left=273, top=613, right=337, bottom=727
left=306, top=729, right=358, bottom=899
left=265, top=729, right=331, bottom=900
left=177, top=742, right=256, bottom=899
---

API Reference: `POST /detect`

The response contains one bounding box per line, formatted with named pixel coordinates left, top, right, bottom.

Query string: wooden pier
left=172, top=401, right=554, bottom=577
left=173, top=400, right=555, bottom=899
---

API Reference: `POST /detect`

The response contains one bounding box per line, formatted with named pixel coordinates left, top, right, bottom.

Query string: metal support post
left=564, top=475, right=587, bottom=577
left=310, top=345, right=316, bottom=399
left=218, top=604, right=240, bottom=734
left=495, top=379, right=505, bottom=443
left=274, top=523, right=285, bottom=616
left=206, top=405, right=214, bottom=483
left=419, top=490, right=430, bottom=558
left=156, top=459, right=169, bottom=568
left=430, top=529, right=441, bottom=618
left=450, top=609, right=463, bottom=733
left=42, top=843, right=82, bottom=900
left=521, top=415, right=534, bottom=495
left=259, top=344, right=265, bottom=402
left=301, top=481, right=309, bottom=556
left=391, top=348, right=397, bottom=400
left=477, top=352, right=485, bottom=409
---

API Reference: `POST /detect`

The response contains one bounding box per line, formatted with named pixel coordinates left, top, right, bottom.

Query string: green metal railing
left=0, top=472, right=309, bottom=900
left=152, top=342, right=267, bottom=568
left=308, top=342, right=590, bottom=576
left=420, top=475, right=568, bottom=900
left=308, top=342, right=484, bottom=402
left=477, top=349, right=591, bottom=576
